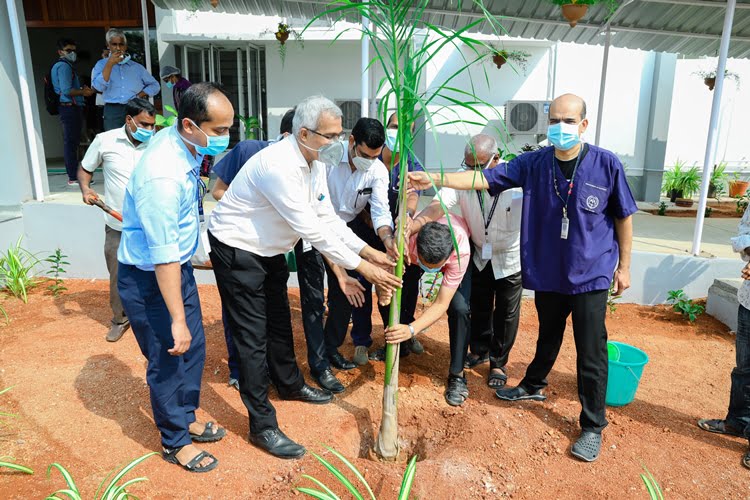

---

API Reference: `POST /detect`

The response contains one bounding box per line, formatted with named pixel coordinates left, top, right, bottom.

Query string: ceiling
left=151, top=0, right=750, bottom=58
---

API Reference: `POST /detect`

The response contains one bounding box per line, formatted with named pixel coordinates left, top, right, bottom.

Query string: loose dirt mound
left=0, top=280, right=746, bottom=499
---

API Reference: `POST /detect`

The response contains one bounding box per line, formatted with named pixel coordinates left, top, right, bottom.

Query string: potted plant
left=271, top=22, right=304, bottom=67
left=662, top=160, right=686, bottom=202
left=693, top=69, right=741, bottom=91
left=729, top=171, right=750, bottom=198
left=237, top=114, right=261, bottom=140
left=674, top=165, right=701, bottom=207
left=548, top=0, right=619, bottom=27
left=709, top=162, right=728, bottom=200
left=491, top=49, right=532, bottom=74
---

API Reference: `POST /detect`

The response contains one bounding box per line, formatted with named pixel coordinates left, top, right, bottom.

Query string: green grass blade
left=47, top=463, right=80, bottom=494
left=398, top=455, right=418, bottom=500
left=0, top=460, right=34, bottom=474
left=310, top=451, right=364, bottom=500
left=296, top=487, right=338, bottom=500
left=324, top=446, right=375, bottom=500
left=299, top=475, right=340, bottom=500
left=106, top=477, right=149, bottom=500
left=99, top=452, right=157, bottom=499
left=45, top=490, right=81, bottom=500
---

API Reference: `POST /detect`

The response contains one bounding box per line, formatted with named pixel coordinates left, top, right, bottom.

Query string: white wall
left=665, top=57, right=750, bottom=175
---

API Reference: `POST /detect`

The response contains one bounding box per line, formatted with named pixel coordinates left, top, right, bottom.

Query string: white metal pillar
left=6, top=0, right=44, bottom=201
left=594, top=27, right=611, bottom=146
left=237, top=49, right=245, bottom=139
left=692, top=1, right=737, bottom=256
left=140, top=0, right=152, bottom=94
left=361, top=16, right=370, bottom=118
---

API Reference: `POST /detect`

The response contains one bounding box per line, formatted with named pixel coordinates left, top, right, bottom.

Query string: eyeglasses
left=308, top=129, right=347, bottom=143
left=62, top=49, right=76, bottom=54
left=461, top=158, right=490, bottom=170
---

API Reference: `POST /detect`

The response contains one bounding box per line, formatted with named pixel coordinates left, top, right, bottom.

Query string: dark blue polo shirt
left=213, top=139, right=270, bottom=184
left=483, top=145, right=638, bottom=295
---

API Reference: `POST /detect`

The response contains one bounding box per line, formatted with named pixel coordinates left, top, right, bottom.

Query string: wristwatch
left=407, top=324, right=416, bottom=338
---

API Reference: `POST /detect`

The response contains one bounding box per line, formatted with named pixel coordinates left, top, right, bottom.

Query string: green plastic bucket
left=606, top=341, right=648, bottom=407
left=285, top=251, right=297, bottom=272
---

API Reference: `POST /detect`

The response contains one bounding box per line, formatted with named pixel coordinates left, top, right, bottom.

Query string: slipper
left=162, top=446, right=218, bottom=473
left=487, top=367, right=507, bottom=389
left=697, top=419, right=745, bottom=438
left=571, top=431, right=601, bottom=462
left=743, top=450, right=750, bottom=470
left=190, top=421, right=226, bottom=443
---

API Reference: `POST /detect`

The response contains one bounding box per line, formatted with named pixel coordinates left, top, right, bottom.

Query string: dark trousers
left=104, top=226, right=127, bottom=325
left=727, top=304, right=750, bottom=441
left=103, top=103, right=127, bottom=131
left=117, top=262, right=206, bottom=449
left=208, top=232, right=304, bottom=434
left=447, top=268, right=473, bottom=376
left=323, top=259, right=361, bottom=357
left=59, top=106, right=82, bottom=181
left=221, top=304, right=241, bottom=381
left=469, top=263, right=523, bottom=369
left=521, top=290, right=609, bottom=434
left=293, top=240, right=332, bottom=376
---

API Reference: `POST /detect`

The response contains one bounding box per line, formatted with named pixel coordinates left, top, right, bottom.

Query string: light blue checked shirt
left=118, top=126, right=203, bottom=271
left=91, top=58, right=160, bottom=104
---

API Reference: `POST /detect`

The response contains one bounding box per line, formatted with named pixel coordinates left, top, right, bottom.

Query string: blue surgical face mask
left=128, top=120, right=154, bottom=143
left=385, top=129, right=399, bottom=153
left=165, top=81, right=174, bottom=89
left=547, top=122, right=581, bottom=151
left=417, top=257, right=442, bottom=274
left=118, top=54, right=131, bottom=65
left=183, top=119, right=230, bottom=156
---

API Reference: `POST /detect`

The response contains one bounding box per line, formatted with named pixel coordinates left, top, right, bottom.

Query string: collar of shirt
left=115, top=125, right=150, bottom=150
left=171, top=126, right=204, bottom=172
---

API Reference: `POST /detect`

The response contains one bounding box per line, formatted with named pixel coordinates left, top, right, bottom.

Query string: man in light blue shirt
left=92, top=28, right=160, bottom=131
left=117, top=82, right=234, bottom=473
left=51, top=37, right=94, bottom=185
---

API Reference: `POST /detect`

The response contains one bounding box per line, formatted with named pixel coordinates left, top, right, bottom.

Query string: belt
left=59, top=103, right=75, bottom=107
left=104, top=103, right=127, bottom=107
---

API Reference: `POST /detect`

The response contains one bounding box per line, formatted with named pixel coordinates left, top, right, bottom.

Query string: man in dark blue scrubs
left=407, top=93, right=637, bottom=463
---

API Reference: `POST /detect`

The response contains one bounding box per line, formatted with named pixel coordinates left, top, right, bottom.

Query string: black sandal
left=464, top=352, right=489, bottom=369
left=190, top=421, right=226, bottom=443
left=444, top=375, right=469, bottom=407
left=697, top=419, right=745, bottom=438
left=487, top=368, right=507, bottom=389
left=162, top=446, right=218, bottom=473
left=743, top=450, right=750, bottom=470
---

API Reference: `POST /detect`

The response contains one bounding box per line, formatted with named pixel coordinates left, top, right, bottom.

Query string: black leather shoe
left=329, top=352, right=356, bottom=370
left=249, top=428, right=305, bottom=459
left=279, top=384, right=333, bottom=404
left=315, top=369, right=345, bottom=394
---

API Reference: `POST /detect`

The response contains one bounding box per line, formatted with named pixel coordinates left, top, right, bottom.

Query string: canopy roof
left=152, top=0, right=750, bottom=58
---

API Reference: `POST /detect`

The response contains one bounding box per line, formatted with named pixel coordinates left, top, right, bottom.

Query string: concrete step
left=707, top=278, right=742, bottom=331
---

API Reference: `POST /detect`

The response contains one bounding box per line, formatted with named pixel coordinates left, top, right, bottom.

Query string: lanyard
left=551, top=146, right=583, bottom=219
left=476, top=190, right=500, bottom=237
left=192, top=168, right=206, bottom=222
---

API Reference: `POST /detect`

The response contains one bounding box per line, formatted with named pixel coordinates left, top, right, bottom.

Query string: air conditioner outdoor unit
left=505, top=100, right=551, bottom=135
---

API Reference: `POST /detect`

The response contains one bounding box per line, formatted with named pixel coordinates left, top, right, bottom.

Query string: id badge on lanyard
left=193, top=169, right=207, bottom=222
left=561, top=212, right=569, bottom=240
left=476, top=190, right=499, bottom=260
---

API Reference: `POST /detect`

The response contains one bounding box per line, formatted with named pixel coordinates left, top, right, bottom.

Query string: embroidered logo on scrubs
left=586, top=195, right=600, bottom=210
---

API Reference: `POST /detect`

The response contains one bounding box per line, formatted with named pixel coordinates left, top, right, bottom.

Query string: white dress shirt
left=207, top=136, right=366, bottom=270
left=435, top=167, right=522, bottom=280
left=80, top=125, right=149, bottom=231
left=732, top=205, right=750, bottom=310
left=326, top=149, right=392, bottom=230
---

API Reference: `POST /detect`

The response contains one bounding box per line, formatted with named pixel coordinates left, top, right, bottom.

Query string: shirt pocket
left=578, top=182, right=610, bottom=215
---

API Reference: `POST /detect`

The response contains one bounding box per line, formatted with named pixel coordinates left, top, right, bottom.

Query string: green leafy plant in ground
left=0, top=237, right=41, bottom=303
left=657, top=201, right=667, bottom=216
left=640, top=465, right=664, bottom=499
left=710, top=162, right=728, bottom=200
left=45, top=248, right=69, bottom=297
left=736, top=190, right=750, bottom=214
left=666, top=289, right=704, bottom=323
left=296, top=446, right=417, bottom=500
left=307, top=0, right=507, bottom=461
left=607, top=281, right=620, bottom=315
left=45, top=452, right=157, bottom=500
left=0, top=387, right=33, bottom=474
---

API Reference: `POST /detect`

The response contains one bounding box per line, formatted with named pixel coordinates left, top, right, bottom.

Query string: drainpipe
left=361, top=16, right=370, bottom=118
left=692, top=1, right=737, bottom=256
left=6, top=0, right=45, bottom=202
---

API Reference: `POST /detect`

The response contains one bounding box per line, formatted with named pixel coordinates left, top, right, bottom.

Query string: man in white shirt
left=409, top=134, right=523, bottom=406
left=78, top=97, right=155, bottom=342
left=298, top=117, right=395, bottom=393
left=207, top=95, right=400, bottom=459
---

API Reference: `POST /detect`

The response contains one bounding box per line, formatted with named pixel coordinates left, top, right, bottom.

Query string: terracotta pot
left=210, top=0, right=219, bottom=7
left=561, top=4, right=588, bottom=27
left=704, top=77, right=716, bottom=91
left=275, top=31, right=290, bottom=45
left=675, top=198, right=694, bottom=208
left=729, top=180, right=750, bottom=197
left=492, top=53, right=507, bottom=69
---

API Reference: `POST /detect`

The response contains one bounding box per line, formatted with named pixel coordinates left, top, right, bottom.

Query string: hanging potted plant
left=268, top=21, right=304, bottom=67
left=549, top=0, right=619, bottom=28
left=491, top=48, right=532, bottom=74
left=693, top=68, right=741, bottom=91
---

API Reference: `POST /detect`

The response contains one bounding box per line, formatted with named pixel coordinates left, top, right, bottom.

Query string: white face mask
left=351, top=147, right=376, bottom=172
left=385, top=129, right=399, bottom=153
left=298, top=136, right=345, bottom=167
